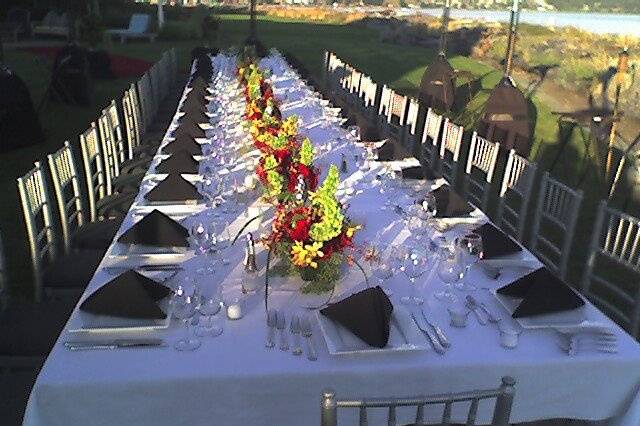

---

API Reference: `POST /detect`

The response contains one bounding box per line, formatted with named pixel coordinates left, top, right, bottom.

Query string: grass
left=0, top=14, right=622, bottom=301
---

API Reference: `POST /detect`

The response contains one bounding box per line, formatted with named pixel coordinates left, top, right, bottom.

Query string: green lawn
left=0, top=14, right=616, bottom=299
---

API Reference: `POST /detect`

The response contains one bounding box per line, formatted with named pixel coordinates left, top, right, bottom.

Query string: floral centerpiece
left=264, top=165, right=361, bottom=294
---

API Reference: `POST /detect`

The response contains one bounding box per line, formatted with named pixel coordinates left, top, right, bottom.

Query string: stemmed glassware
left=399, top=247, right=429, bottom=305
left=454, top=232, right=483, bottom=291
left=366, top=245, right=394, bottom=296
left=434, top=239, right=460, bottom=303
left=195, top=284, right=223, bottom=338
left=172, top=285, right=201, bottom=351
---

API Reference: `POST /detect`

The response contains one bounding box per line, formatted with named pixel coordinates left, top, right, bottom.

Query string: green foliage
left=309, top=165, right=344, bottom=242
left=159, top=21, right=202, bottom=40
left=300, top=138, right=315, bottom=166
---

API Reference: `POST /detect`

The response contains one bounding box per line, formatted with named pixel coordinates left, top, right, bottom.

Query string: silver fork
left=265, top=309, right=277, bottom=349
left=300, top=316, right=318, bottom=361
left=556, top=331, right=618, bottom=356
left=276, top=310, right=289, bottom=351
left=290, top=315, right=303, bottom=355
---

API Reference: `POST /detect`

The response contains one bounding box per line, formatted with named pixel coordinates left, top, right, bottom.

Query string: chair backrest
left=340, top=64, right=353, bottom=92
left=122, top=85, right=141, bottom=160
left=463, top=132, right=500, bottom=210
left=378, top=85, right=392, bottom=117
left=439, top=118, right=464, bottom=184
left=104, top=99, right=127, bottom=165
left=349, top=69, right=362, bottom=95
left=582, top=201, right=640, bottom=337
left=496, top=150, right=537, bottom=242
left=387, top=91, right=408, bottom=126
left=17, top=162, right=56, bottom=301
left=530, top=172, right=584, bottom=279
left=128, top=13, right=151, bottom=34
left=97, top=107, right=120, bottom=195
left=321, top=377, right=515, bottom=426
left=169, top=48, right=178, bottom=85
left=149, top=62, right=163, bottom=109
left=47, top=141, right=86, bottom=255
left=80, top=122, right=107, bottom=221
left=359, top=75, right=378, bottom=110
left=137, top=71, right=154, bottom=132
left=421, top=108, right=443, bottom=172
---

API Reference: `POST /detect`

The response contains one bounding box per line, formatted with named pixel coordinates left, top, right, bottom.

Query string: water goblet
left=434, top=241, right=460, bottom=303
left=173, top=292, right=201, bottom=351
left=455, top=232, right=483, bottom=291
left=195, top=285, right=224, bottom=337
left=399, top=247, right=429, bottom=305
left=369, top=247, right=394, bottom=296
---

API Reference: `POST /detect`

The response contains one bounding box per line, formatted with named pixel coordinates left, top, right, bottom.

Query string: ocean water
left=407, top=8, right=640, bottom=36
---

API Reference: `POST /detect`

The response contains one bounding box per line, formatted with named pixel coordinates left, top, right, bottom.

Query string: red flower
left=288, top=217, right=312, bottom=242
left=273, top=149, right=291, bottom=165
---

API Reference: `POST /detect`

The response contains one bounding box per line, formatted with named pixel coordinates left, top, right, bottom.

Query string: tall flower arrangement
left=237, top=60, right=361, bottom=293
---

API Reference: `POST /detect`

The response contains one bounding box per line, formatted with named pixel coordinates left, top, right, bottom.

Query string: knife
left=65, top=339, right=166, bottom=351
left=410, top=312, right=445, bottom=354
left=420, top=308, right=450, bottom=348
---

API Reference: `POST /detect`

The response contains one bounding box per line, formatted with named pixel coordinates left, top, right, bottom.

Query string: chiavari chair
left=439, top=118, right=464, bottom=185
left=47, top=142, right=120, bottom=253
left=80, top=124, right=135, bottom=222
left=17, top=163, right=102, bottom=301
left=420, top=108, right=444, bottom=176
left=530, top=172, right=584, bottom=280
left=582, top=201, right=640, bottom=338
left=321, top=377, right=515, bottom=426
left=495, top=150, right=537, bottom=243
left=462, top=132, right=500, bottom=211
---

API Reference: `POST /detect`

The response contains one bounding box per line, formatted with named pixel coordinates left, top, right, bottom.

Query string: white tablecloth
left=23, top=53, right=640, bottom=426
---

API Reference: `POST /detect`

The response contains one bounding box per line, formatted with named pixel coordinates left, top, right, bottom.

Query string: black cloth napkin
left=360, top=124, right=381, bottom=143
left=179, top=109, right=210, bottom=125
left=163, top=134, right=202, bottom=155
left=187, top=76, right=210, bottom=90
left=497, top=267, right=585, bottom=318
left=429, top=185, right=474, bottom=218
left=80, top=270, right=171, bottom=319
left=375, top=141, right=395, bottom=161
left=180, top=101, right=207, bottom=115
left=156, top=150, right=200, bottom=174
left=183, top=92, right=207, bottom=107
left=144, top=174, right=203, bottom=203
left=172, top=121, right=206, bottom=140
left=118, top=209, right=189, bottom=247
left=473, top=223, right=522, bottom=259
left=401, top=165, right=437, bottom=180
left=321, top=286, right=393, bottom=348
left=193, top=67, right=212, bottom=80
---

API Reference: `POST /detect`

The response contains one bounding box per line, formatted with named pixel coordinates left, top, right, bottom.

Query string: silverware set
left=65, top=338, right=166, bottom=351
left=465, top=295, right=500, bottom=325
left=555, top=328, right=618, bottom=356
left=410, top=308, right=450, bottom=355
left=266, top=309, right=317, bottom=361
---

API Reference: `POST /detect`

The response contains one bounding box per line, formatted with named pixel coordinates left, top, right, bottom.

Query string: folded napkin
left=375, top=141, right=395, bottom=161
left=187, top=76, right=210, bottom=90
left=193, top=69, right=212, bottom=80
left=144, top=173, right=203, bottom=202
left=184, top=92, right=206, bottom=107
left=360, top=124, right=381, bottom=143
left=156, top=150, right=200, bottom=174
left=429, top=185, right=474, bottom=218
left=172, top=121, right=206, bottom=140
left=179, top=109, right=210, bottom=126
left=118, top=209, right=189, bottom=247
left=163, top=134, right=202, bottom=155
left=497, top=267, right=585, bottom=318
left=180, top=101, right=206, bottom=115
left=401, top=165, right=437, bottom=180
left=80, top=270, right=171, bottom=319
left=320, top=286, right=393, bottom=348
left=473, top=223, right=522, bottom=259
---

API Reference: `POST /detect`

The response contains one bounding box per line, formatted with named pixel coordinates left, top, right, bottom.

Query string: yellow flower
left=291, top=241, right=325, bottom=269
left=346, top=225, right=362, bottom=238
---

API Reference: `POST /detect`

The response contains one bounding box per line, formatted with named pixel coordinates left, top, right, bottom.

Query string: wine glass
left=190, top=222, right=209, bottom=255
left=195, top=284, right=223, bottom=337
left=366, top=245, right=394, bottom=296
left=407, top=216, right=430, bottom=243
left=434, top=239, right=460, bottom=303
left=172, top=289, right=201, bottom=351
left=400, top=247, right=429, bottom=305
left=455, top=232, right=483, bottom=291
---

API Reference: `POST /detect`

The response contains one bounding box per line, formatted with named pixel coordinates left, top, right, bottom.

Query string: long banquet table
left=23, top=52, right=640, bottom=426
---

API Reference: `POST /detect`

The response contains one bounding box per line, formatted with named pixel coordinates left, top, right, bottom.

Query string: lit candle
left=226, top=300, right=243, bottom=320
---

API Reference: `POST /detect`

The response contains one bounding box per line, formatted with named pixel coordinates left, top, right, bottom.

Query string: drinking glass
left=434, top=241, right=460, bottom=303
left=367, top=245, right=394, bottom=296
left=190, top=222, right=209, bottom=255
left=455, top=232, right=483, bottom=291
left=400, top=247, right=429, bottom=305
left=173, top=291, right=201, bottom=351
left=195, top=284, right=223, bottom=337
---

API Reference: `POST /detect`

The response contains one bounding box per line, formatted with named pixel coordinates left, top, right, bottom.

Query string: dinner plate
left=491, top=289, right=587, bottom=329
left=315, top=306, right=429, bottom=355
left=67, top=299, right=172, bottom=333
